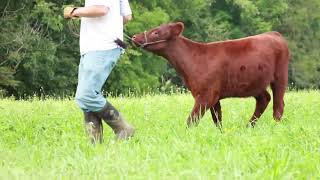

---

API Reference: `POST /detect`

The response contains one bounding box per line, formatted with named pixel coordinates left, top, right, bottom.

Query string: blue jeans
left=75, top=48, right=121, bottom=112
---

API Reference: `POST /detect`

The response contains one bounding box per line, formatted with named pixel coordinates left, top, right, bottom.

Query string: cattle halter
left=140, top=31, right=167, bottom=48
left=124, top=31, right=167, bottom=48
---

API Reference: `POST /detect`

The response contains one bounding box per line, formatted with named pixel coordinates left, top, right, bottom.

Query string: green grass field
left=0, top=91, right=319, bottom=179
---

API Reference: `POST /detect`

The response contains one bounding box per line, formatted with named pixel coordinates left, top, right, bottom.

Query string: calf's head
left=132, top=22, right=184, bottom=51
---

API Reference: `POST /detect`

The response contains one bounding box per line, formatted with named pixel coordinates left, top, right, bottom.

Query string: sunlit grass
left=0, top=91, right=319, bottom=179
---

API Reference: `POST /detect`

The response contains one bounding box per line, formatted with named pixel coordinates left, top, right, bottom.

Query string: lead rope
left=124, top=31, right=167, bottom=48
left=67, top=24, right=167, bottom=49
left=144, top=31, right=148, bottom=45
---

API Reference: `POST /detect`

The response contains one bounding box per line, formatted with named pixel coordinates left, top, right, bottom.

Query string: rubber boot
left=84, top=112, right=103, bottom=144
left=95, top=103, right=135, bottom=140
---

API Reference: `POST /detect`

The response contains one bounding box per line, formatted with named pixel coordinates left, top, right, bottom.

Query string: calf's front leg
left=210, top=101, right=223, bottom=133
left=187, top=94, right=219, bottom=127
left=186, top=101, right=208, bottom=127
left=210, top=101, right=222, bottom=127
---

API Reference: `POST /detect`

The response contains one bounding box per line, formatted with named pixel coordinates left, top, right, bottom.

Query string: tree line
left=0, top=0, right=319, bottom=98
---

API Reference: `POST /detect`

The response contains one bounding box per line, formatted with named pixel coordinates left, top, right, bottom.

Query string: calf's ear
left=171, top=22, right=184, bottom=36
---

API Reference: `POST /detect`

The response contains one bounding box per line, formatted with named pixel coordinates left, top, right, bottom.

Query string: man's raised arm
left=72, top=5, right=109, bottom=18
left=120, top=0, right=133, bottom=24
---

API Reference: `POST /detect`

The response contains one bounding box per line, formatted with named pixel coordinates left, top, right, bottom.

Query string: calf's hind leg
left=271, top=49, right=288, bottom=121
left=271, top=82, right=286, bottom=121
left=248, top=90, right=271, bottom=127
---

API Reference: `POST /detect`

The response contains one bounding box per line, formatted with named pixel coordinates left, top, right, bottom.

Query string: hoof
left=247, top=123, right=255, bottom=128
left=274, top=118, right=282, bottom=122
left=187, top=120, right=200, bottom=128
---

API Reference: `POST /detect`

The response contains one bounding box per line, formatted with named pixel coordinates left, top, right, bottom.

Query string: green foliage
left=0, top=0, right=78, bottom=97
left=278, top=0, right=320, bottom=88
left=0, top=0, right=319, bottom=98
left=0, top=67, right=17, bottom=87
left=0, top=91, right=320, bottom=178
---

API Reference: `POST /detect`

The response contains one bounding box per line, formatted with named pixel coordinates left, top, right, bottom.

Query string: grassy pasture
left=0, top=91, right=319, bottom=179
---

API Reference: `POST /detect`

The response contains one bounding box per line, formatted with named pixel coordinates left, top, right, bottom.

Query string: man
left=64, top=0, right=135, bottom=143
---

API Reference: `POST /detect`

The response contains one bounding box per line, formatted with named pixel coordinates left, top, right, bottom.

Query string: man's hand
left=64, top=6, right=78, bottom=19
left=123, top=15, right=132, bottom=24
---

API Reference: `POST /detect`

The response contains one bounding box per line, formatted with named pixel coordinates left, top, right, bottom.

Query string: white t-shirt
left=80, top=0, right=132, bottom=55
